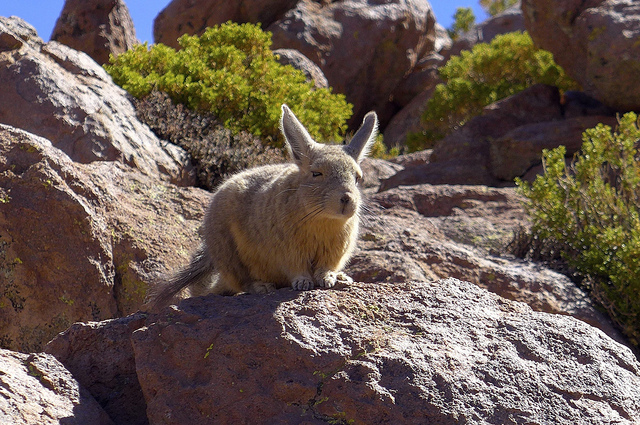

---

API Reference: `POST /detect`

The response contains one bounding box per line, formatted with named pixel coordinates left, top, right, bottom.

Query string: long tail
left=147, top=244, right=215, bottom=311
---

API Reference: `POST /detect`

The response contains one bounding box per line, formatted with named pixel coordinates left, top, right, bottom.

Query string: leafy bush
left=516, top=113, right=640, bottom=346
left=369, top=134, right=400, bottom=160
left=105, top=22, right=352, bottom=145
left=448, top=7, right=475, bottom=40
left=134, top=91, right=283, bottom=190
left=408, top=32, right=578, bottom=152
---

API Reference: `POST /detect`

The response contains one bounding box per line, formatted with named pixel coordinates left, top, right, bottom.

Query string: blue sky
left=1, top=1, right=488, bottom=44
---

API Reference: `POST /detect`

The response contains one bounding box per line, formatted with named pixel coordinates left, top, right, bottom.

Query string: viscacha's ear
left=345, top=111, right=378, bottom=163
left=280, top=104, right=316, bottom=166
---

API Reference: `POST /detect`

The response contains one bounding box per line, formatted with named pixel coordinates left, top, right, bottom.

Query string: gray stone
left=0, top=124, right=208, bottom=352
left=127, top=279, right=640, bottom=424
left=51, top=0, right=138, bottom=65
left=522, top=0, right=640, bottom=111
left=0, top=349, right=113, bottom=425
left=153, top=0, right=298, bottom=47
left=0, top=16, right=192, bottom=185
left=273, top=48, right=328, bottom=89
left=269, top=0, right=436, bottom=128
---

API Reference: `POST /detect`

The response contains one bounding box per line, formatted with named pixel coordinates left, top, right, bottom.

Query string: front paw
left=318, top=271, right=338, bottom=288
left=317, top=271, right=353, bottom=288
left=292, top=276, right=314, bottom=291
left=250, top=281, right=276, bottom=294
left=335, top=272, right=353, bottom=285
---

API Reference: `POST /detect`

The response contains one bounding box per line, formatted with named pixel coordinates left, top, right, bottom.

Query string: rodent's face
left=299, top=148, right=363, bottom=221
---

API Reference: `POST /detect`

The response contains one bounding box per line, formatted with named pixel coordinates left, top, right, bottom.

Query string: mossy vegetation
left=407, top=32, right=578, bottom=152
left=515, top=113, right=640, bottom=346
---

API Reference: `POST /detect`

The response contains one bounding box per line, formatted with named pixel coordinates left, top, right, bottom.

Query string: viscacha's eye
left=312, top=171, right=323, bottom=177
left=355, top=174, right=362, bottom=184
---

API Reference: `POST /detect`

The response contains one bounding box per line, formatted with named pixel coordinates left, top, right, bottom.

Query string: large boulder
left=153, top=0, right=299, bottom=47
left=45, top=314, right=149, bottom=425
left=449, top=1, right=525, bottom=57
left=273, top=48, right=328, bottom=89
left=350, top=183, right=627, bottom=346
left=384, top=5, right=525, bottom=148
left=46, top=279, right=640, bottom=424
left=0, top=16, right=192, bottom=185
left=51, top=0, right=138, bottom=65
left=489, top=114, right=617, bottom=181
left=381, top=84, right=618, bottom=187
left=0, top=349, right=113, bottom=425
left=382, top=64, right=440, bottom=147
left=0, top=124, right=208, bottom=352
left=268, top=0, right=437, bottom=128
left=522, top=0, right=640, bottom=111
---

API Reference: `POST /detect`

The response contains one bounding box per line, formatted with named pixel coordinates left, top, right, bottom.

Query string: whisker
left=283, top=202, right=325, bottom=235
left=276, top=188, right=298, bottom=197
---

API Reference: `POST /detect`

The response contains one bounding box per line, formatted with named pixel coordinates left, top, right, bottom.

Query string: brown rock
left=383, top=89, right=435, bottom=148
left=387, top=149, right=433, bottom=169
left=449, top=2, right=525, bottom=57
left=45, top=314, right=149, bottom=425
left=54, top=279, right=640, bottom=425
left=153, top=0, right=298, bottom=47
left=349, top=183, right=628, bottom=347
left=432, top=84, right=563, bottom=163
left=379, top=159, right=499, bottom=190
left=268, top=0, right=436, bottom=128
left=562, top=90, right=617, bottom=119
left=273, top=48, right=328, bottom=89
left=381, top=84, right=564, bottom=188
left=359, top=158, right=403, bottom=190
left=0, top=349, right=113, bottom=425
left=51, top=0, right=138, bottom=65
left=390, top=53, right=444, bottom=110
left=0, top=16, right=192, bottom=185
left=0, top=126, right=117, bottom=352
left=0, top=124, right=208, bottom=352
left=489, top=115, right=618, bottom=181
left=522, top=0, right=640, bottom=111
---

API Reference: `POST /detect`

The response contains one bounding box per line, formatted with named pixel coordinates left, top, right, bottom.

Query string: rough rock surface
left=0, top=348, right=113, bottom=425
left=153, top=0, right=298, bottom=47
left=449, top=2, right=525, bottom=57
left=273, top=48, right=328, bottom=89
left=269, top=0, right=436, bottom=128
left=46, top=279, right=640, bottom=425
left=0, top=124, right=208, bottom=352
left=45, top=315, right=149, bottom=425
left=51, top=0, right=138, bottom=65
left=0, top=16, right=192, bottom=185
left=489, top=115, right=616, bottom=180
left=380, top=84, right=617, bottom=188
left=383, top=82, right=436, bottom=147
left=522, top=0, right=640, bottom=111
left=382, top=21, right=453, bottom=147
left=351, top=183, right=627, bottom=346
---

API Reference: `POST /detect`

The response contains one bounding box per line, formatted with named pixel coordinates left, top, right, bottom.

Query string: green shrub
left=516, top=112, right=640, bottom=346
left=134, top=91, right=284, bottom=190
left=407, top=32, right=578, bottom=152
left=105, top=22, right=352, bottom=145
left=448, top=7, right=475, bottom=40
left=369, top=134, right=400, bottom=160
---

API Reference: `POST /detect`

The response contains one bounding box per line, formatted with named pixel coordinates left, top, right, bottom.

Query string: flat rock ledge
left=46, top=278, right=640, bottom=425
